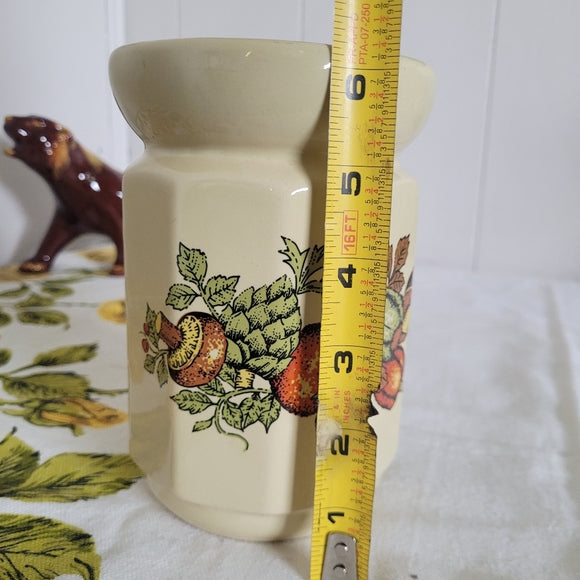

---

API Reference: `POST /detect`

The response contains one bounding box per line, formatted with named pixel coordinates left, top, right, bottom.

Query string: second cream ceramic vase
left=109, top=38, right=434, bottom=541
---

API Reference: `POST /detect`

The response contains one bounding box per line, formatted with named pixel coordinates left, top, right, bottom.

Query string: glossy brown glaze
left=4, top=115, right=124, bottom=275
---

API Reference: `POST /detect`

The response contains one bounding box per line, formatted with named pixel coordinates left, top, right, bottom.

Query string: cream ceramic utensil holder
left=110, top=38, right=434, bottom=541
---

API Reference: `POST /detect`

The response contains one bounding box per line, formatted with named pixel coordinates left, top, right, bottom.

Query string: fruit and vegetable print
left=142, top=234, right=412, bottom=449
left=375, top=234, right=413, bottom=410
left=0, top=248, right=141, bottom=580
left=142, top=237, right=323, bottom=450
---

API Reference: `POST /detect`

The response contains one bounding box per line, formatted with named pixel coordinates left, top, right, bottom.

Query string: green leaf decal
left=258, top=394, right=281, bottom=432
left=382, top=342, right=393, bottom=363
left=144, top=354, right=157, bottom=374
left=218, top=304, right=234, bottom=325
left=224, top=311, right=250, bottom=341
left=171, top=390, right=213, bottom=414
left=245, top=330, right=268, bottom=357
left=268, top=275, right=293, bottom=300
left=5, top=453, right=142, bottom=502
left=49, top=269, right=95, bottom=284
left=252, top=285, right=268, bottom=305
left=279, top=236, right=307, bottom=283
left=177, top=243, right=208, bottom=284
left=2, top=372, right=90, bottom=400
left=222, top=401, right=243, bottom=430
left=238, top=341, right=251, bottom=361
left=40, top=283, right=74, bottom=298
left=145, top=304, right=159, bottom=348
left=232, top=287, right=253, bottom=312
left=246, top=303, right=271, bottom=331
left=0, top=310, right=12, bottom=327
left=300, top=277, right=323, bottom=294
left=268, top=292, right=298, bottom=319
left=224, top=339, right=243, bottom=366
left=145, top=237, right=325, bottom=446
left=240, top=396, right=262, bottom=428
left=1, top=408, right=32, bottom=419
left=306, top=243, right=324, bottom=270
left=15, top=293, right=56, bottom=308
left=204, top=275, right=239, bottom=307
left=26, top=411, right=84, bottom=436
left=246, top=355, right=280, bottom=379
left=279, top=237, right=323, bottom=294
left=0, top=284, right=28, bottom=298
left=280, top=310, right=301, bottom=335
left=300, top=244, right=324, bottom=293
left=0, top=349, right=11, bottom=367
left=384, top=288, right=404, bottom=342
left=192, top=418, right=213, bottom=432
left=217, top=363, right=237, bottom=387
left=17, top=310, right=69, bottom=326
left=0, top=514, right=101, bottom=579
left=261, top=319, right=286, bottom=343
left=0, top=430, right=39, bottom=494
left=166, top=283, right=198, bottom=310
left=31, top=344, right=98, bottom=367
left=274, top=357, right=293, bottom=376
left=269, top=334, right=299, bottom=359
left=156, top=356, right=169, bottom=387
left=199, top=379, right=226, bottom=398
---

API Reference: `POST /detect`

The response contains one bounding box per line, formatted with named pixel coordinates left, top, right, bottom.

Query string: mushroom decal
left=156, top=311, right=227, bottom=387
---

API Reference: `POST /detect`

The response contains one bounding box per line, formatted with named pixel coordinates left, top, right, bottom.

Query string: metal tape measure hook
left=321, top=533, right=358, bottom=580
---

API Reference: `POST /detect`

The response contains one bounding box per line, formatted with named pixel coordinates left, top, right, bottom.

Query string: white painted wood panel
left=178, top=0, right=302, bottom=41
left=303, top=0, right=334, bottom=43
left=398, top=0, right=498, bottom=271
left=0, top=1, right=122, bottom=265
left=476, top=0, right=580, bottom=279
left=125, top=0, right=180, bottom=42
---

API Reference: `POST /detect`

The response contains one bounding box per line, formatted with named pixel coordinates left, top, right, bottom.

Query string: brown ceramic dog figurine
left=4, top=115, right=124, bottom=275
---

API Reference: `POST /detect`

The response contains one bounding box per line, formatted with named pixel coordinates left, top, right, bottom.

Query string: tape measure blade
left=311, top=1, right=402, bottom=579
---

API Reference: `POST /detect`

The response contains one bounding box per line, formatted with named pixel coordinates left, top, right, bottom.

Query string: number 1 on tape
left=310, top=1, right=402, bottom=579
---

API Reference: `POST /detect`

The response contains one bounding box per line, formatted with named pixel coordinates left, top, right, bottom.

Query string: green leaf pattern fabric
left=0, top=253, right=142, bottom=579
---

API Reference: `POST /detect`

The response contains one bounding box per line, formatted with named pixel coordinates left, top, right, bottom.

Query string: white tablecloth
left=0, top=250, right=578, bottom=579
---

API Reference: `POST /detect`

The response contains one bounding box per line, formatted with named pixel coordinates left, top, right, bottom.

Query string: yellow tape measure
left=310, top=1, right=402, bottom=579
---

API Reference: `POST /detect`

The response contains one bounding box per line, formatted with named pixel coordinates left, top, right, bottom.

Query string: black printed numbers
left=346, top=74, right=366, bottom=101
left=341, top=171, right=361, bottom=196
left=331, top=434, right=350, bottom=456
left=334, top=351, right=353, bottom=374
left=338, top=264, right=356, bottom=288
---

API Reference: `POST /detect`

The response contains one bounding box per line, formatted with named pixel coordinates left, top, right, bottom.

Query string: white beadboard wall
left=0, top=0, right=578, bottom=280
